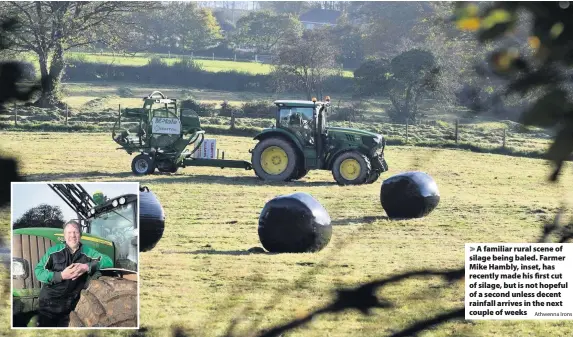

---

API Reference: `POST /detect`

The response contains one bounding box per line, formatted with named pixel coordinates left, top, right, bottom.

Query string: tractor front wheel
left=131, top=154, right=154, bottom=175
left=252, top=138, right=299, bottom=182
left=332, top=152, right=371, bottom=185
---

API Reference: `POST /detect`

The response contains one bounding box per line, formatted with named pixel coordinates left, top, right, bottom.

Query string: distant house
left=299, top=9, right=341, bottom=30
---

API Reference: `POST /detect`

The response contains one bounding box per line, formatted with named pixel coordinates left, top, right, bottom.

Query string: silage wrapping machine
left=112, top=91, right=252, bottom=175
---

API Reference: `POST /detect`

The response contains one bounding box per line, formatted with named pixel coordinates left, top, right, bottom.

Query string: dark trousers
left=37, top=294, right=79, bottom=327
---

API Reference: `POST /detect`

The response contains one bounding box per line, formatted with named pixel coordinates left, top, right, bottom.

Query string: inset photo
left=11, top=182, right=140, bottom=329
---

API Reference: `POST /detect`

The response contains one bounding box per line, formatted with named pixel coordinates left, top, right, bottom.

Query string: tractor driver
left=289, top=108, right=314, bottom=145
left=34, top=220, right=113, bottom=327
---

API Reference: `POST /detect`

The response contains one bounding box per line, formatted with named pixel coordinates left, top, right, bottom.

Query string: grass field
left=12, top=51, right=354, bottom=77
left=1, top=131, right=572, bottom=337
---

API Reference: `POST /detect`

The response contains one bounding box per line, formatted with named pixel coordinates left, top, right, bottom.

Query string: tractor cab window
left=89, top=202, right=137, bottom=270
left=278, top=107, right=315, bottom=145
left=279, top=107, right=313, bottom=126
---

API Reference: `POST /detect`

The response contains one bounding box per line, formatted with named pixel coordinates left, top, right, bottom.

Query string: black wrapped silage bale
left=139, top=186, right=165, bottom=252
left=380, top=171, right=440, bottom=219
left=258, top=192, right=332, bottom=253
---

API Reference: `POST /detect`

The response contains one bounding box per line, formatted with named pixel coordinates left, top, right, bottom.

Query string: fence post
left=405, top=119, right=409, bottom=144
left=191, top=52, right=194, bottom=60
left=118, top=104, right=122, bottom=128
left=65, top=105, right=68, bottom=126
left=234, top=54, right=236, bottom=62
left=502, top=129, right=506, bottom=148
left=212, top=53, right=214, bottom=61
left=255, top=54, right=258, bottom=62
left=14, top=102, right=17, bottom=126
left=455, top=119, right=459, bottom=144
left=230, top=110, right=236, bottom=130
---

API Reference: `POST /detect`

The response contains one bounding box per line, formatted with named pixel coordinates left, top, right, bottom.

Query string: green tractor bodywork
left=112, top=91, right=252, bottom=175
left=12, top=192, right=138, bottom=326
left=251, top=99, right=389, bottom=185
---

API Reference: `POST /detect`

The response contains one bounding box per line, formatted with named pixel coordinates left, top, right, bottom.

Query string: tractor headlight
left=12, top=258, right=28, bottom=279
left=112, top=199, right=119, bottom=207
left=119, top=197, right=126, bottom=205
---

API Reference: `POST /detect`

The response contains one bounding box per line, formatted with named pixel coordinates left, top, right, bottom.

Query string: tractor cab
left=83, top=193, right=138, bottom=271
left=274, top=97, right=330, bottom=148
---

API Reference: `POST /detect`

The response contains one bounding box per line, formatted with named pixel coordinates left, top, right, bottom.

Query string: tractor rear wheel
left=252, top=138, right=299, bottom=182
left=68, top=276, right=137, bottom=328
left=131, top=154, right=155, bottom=175
left=331, top=151, right=371, bottom=185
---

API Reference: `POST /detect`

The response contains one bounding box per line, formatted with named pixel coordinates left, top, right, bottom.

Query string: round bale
left=139, top=186, right=165, bottom=252
left=380, top=171, right=440, bottom=219
left=258, top=192, right=332, bottom=253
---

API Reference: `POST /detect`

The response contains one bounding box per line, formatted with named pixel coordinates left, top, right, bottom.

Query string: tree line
left=0, top=2, right=554, bottom=126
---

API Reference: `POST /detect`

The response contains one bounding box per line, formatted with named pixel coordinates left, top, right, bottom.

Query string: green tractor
left=251, top=97, right=388, bottom=185
left=12, top=184, right=165, bottom=328
left=113, top=92, right=388, bottom=185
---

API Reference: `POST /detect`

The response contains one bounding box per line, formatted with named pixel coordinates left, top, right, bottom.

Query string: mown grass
left=0, top=131, right=572, bottom=337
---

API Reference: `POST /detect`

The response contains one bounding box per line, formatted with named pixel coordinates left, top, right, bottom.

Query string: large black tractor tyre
left=68, top=276, right=137, bottom=328
left=131, top=154, right=155, bottom=175
left=252, top=138, right=299, bottom=182
left=331, top=151, right=371, bottom=185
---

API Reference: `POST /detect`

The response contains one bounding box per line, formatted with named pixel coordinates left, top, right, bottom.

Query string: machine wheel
left=252, top=138, right=299, bottom=182
left=365, top=171, right=381, bottom=184
left=331, top=151, right=371, bottom=185
left=68, top=276, right=137, bottom=328
left=131, top=154, right=154, bottom=175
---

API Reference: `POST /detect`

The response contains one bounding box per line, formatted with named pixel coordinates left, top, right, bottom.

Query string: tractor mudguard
left=253, top=129, right=306, bottom=153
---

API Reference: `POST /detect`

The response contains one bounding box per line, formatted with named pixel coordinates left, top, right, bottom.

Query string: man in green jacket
left=34, top=220, right=113, bottom=327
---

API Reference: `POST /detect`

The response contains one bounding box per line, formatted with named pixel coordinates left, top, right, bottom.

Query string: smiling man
left=34, top=220, right=113, bottom=327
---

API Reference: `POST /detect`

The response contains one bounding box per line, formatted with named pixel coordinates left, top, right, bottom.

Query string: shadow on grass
left=23, top=171, right=134, bottom=181
left=332, top=215, right=389, bottom=226
left=144, top=174, right=337, bottom=187
left=161, top=249, right=275, bottom=256
left=22, top=171, right=337, bottom=187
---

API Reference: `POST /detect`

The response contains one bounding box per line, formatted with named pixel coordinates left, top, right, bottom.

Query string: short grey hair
left=63, top=220, right=82, bottom=234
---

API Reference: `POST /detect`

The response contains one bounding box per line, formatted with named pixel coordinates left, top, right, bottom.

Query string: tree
left=0, top=1, right=158, bottom=108
left=355, top=49, right=439, bottom=123
left=127, top=3, right=222, bottom=55
left=327, top=14, right=365, bottom=69
left=401, top=2, right=538, bottom=121
left=271, top=28, right=339, bottom=100
left=258, top=2, right=311, bottom=15
left=231, top=11, right=302, bottom=54
left=348, top=2, right=431, bottom=59
left=13, top=204, right=65, bottom=229
left=452, top=2, right=573, bottom=181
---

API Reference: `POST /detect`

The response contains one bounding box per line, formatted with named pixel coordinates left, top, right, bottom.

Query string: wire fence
left=74, top=50, right=274, bottom=64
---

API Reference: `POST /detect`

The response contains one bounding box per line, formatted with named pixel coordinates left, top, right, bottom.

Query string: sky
left=11, top=182, right=139, bottom=222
